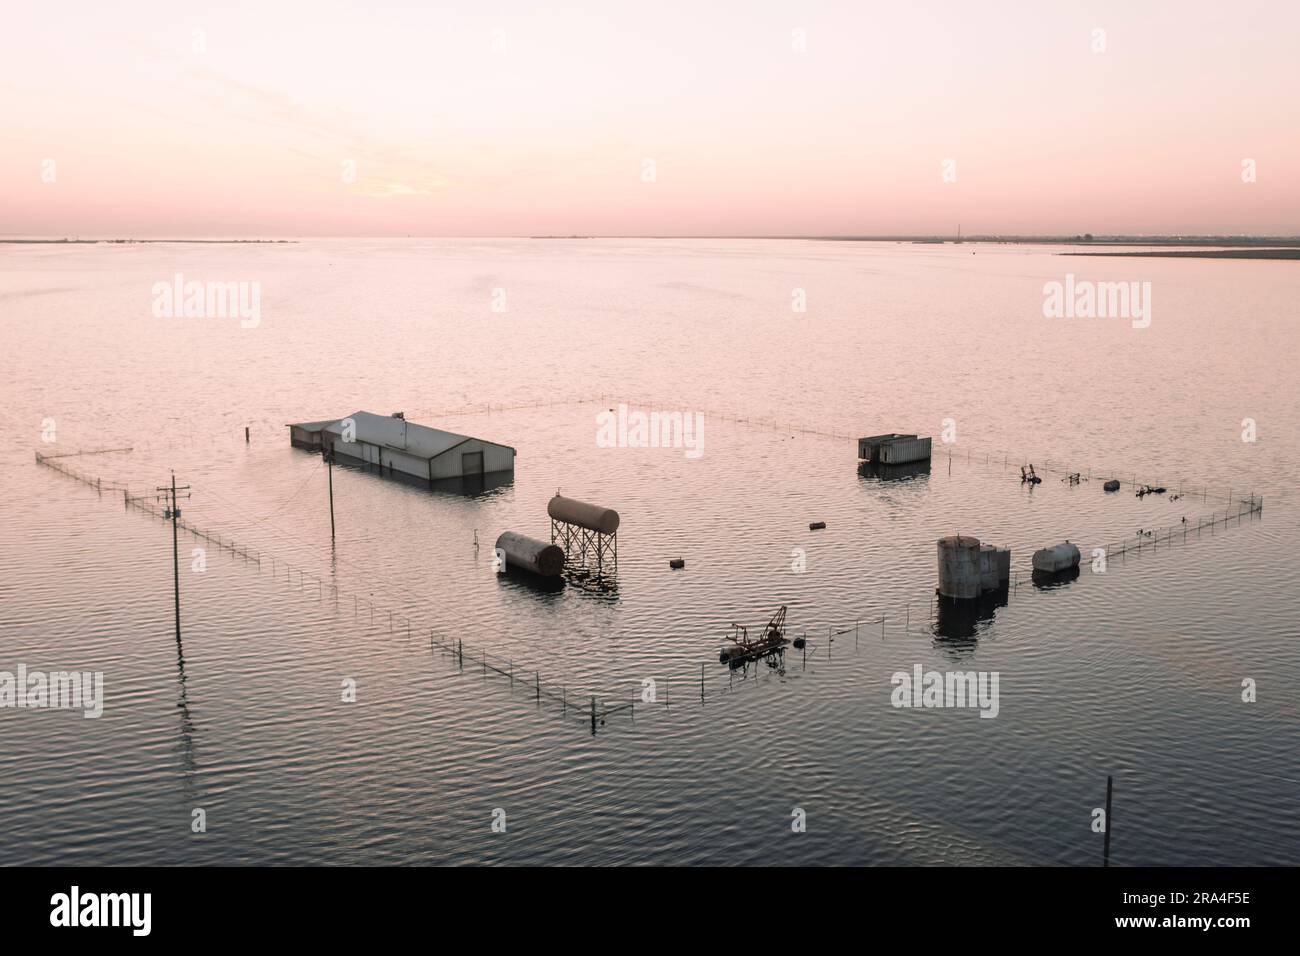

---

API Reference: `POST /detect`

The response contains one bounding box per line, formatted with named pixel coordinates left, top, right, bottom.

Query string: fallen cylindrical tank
left=547, top=494, right=620, bottom=534
left=495, top=531, right=565, bottom=577
left=937, top=535, right=983, bottom=599
left=1032, top=541, right=1081, bottom=574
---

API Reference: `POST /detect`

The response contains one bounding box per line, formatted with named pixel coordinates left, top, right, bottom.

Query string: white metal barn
left=288, top=411, right=515, bottom=482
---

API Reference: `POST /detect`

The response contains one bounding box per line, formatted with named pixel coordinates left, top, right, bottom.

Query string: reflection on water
left=1, top=239, right=1297, bottom=866
left=496, top=567, right=567, bottom=596
left=1032, top=566, right=1081, bottom=590
left=932, top=587, right=1009, bottom=653
left=858, top=460, right=933, bottom=482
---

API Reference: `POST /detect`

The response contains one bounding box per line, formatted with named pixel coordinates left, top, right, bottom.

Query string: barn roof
left=289, top=411, right=514, bottom=460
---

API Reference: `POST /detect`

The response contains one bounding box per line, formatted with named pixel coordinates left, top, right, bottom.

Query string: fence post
left=1103, top=775, right=1113, bottom=867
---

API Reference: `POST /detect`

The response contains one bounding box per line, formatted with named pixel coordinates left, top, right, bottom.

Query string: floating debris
left=1021, top=464, right=1042, bottom=484
left=809, top=521, right=826, bottom=530
left=669, top=557, right=685, bottom=569
left=1103, top=479, right=1121, bottom=492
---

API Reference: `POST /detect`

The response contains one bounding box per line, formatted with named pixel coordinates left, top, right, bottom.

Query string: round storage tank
left=937, top=535, right=983, bottom=600
left=1032, top=542, right=1081, bottom=574
left=547, top=495, right=620, bottom=534
left=495, top=531, right=565, bottom=577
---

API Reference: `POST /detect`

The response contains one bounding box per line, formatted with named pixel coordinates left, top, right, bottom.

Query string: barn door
left=461, top=451, right=484, bottom=475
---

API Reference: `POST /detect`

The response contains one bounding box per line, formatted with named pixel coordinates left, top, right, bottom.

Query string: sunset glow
left=3, top=0, right=1297, bottom=236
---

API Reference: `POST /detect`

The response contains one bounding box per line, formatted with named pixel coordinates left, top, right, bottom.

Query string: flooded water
left=1, top=238, right=1297, bottom=865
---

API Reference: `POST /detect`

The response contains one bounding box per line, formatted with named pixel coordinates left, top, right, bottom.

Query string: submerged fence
left=34, top=417, right=1267, bottom=734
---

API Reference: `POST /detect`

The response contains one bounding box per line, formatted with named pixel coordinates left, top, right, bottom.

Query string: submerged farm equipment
left=719, top=605, right=790, bottom=665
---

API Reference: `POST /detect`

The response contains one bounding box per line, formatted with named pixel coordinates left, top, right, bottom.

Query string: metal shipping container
left=879, top=436, right=932, bottom=465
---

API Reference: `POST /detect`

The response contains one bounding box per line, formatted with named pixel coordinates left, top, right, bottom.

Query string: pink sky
left=2, top=0, right=1296, bottom=237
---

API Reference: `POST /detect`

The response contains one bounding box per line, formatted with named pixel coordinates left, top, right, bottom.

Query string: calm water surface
left=0, top=239, right=1296, bottom=865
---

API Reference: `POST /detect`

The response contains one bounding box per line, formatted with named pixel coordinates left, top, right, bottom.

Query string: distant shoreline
left=812, top=235, right=1300, bottom=247
left=3, top=235, right=1298, bottom=249
left=1060, top=249, right=1300, bottom=260
left=0, top=238, right=294, bottom=245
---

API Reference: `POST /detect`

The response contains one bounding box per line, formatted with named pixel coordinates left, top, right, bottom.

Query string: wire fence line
left=23, top=417, right=1283, bottom=867
left=36, top=447, right=930, bottom=727
left=33, top=428, right=1267, bottom=734
left=15, top=394, right=1272, bottom=516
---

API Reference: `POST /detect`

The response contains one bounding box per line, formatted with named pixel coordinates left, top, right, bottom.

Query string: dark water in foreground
left=1, top=239, right=1297, bottom=865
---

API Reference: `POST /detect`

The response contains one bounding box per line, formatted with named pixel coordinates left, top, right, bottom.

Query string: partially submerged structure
left=1032, top=541, right=1081, bottom=575
left=494, top=531, right=564, bottom=577
left=548, top=494, right=619, bottom=584
left=858, top=433, right=932, bottom=465
left=719, top=605, right=789, bottom=665
left=288, top=411, right=515, bottom=483
left=937, top=535, right=1011, bottom=600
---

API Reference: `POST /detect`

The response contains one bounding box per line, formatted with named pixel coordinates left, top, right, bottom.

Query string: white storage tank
left=938, top=535, right=983, bottom=599
left=547, top=495, right=620, bottom=535
left=1032, top=541, right=1081, bottom=574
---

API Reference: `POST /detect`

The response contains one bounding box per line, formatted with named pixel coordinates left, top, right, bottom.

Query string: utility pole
left=324, top=444, right=336, bottom=542
left=156, top=472, right=191, bottom=642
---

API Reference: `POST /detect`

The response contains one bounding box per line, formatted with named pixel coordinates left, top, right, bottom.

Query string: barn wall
left=290, top=426, right=322, bottom=450
left=382, top=448, right=429, bottom=480
left=429, top=439, right=515, bottom=479
left=324, top=432, right=429, bottom=478
left=325, top=433, right=381, bottom=466
left=481, top=442, right=515, bottom=474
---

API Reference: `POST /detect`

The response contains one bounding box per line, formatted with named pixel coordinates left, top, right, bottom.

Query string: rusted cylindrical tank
left=547, top=495, right=620, bottom=534
left=937, top=535, right=983, bottom=599
left=495, top=531, right=565, bottom=577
